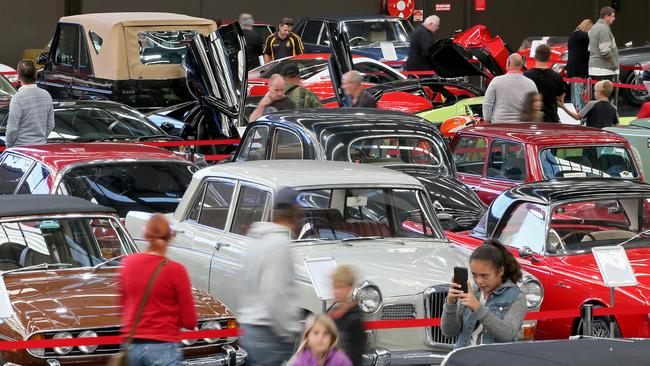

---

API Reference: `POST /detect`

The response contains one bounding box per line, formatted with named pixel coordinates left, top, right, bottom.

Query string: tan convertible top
left=59, top=12, right=217, bottom=80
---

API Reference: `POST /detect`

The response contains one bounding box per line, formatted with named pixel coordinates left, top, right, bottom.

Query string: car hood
left=292, top=240, right=470, bottom=297
left=4, top=268, right=232, bottom=338
left=350, top=45, right=410, bottom=62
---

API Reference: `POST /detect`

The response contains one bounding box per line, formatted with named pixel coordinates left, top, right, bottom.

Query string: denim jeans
left=240, top=324, right=295, bottom=366
left=126, top=342, right=182, bottom=366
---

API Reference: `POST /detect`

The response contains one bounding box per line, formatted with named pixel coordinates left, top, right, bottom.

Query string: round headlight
left=53, top=332, right=73, bottom=355
left=78, top=330, right=98, bottom=354
left=520, top=278, right=544, bottom=310
left=201, top=321, right=222, bottom=343
left=353, top=281, right=382, bottom=314
left=181, top=328, right=197, bottom=346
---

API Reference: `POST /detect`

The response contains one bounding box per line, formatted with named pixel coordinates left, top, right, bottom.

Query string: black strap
left=125, top=258, right=168, bottom=344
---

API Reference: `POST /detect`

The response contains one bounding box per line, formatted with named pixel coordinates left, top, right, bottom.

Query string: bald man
left=249, top=74, right=296, bottom=122
left=483, top=54, right=538, bottom=123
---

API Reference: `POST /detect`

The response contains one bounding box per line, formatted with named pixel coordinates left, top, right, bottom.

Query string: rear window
left=138, top=30, right=197, bottom=65
left=61, top=162, right=196, bottom=217
left=540, top=146, right=638, bottom=179
left=344, top=136, right=447, bottom=173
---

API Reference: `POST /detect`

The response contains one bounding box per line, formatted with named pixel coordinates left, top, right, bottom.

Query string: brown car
left=0, top=195, right=246, bottom=366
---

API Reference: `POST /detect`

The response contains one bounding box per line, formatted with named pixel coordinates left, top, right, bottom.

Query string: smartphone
left=454, top=267, right=469, bottom=293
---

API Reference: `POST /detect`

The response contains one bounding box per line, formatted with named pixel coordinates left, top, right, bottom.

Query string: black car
left=233, top=108, right=486, bottom=231
left=618, top=45, right=650, bottom=106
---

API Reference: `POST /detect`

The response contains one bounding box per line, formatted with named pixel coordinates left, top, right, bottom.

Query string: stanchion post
left=613, top=74, right=620, bottom=108
left=580, top=304, right=593, bottom=337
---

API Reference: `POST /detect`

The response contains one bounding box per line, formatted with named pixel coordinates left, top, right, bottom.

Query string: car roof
left=300, top=15, right=403, bottom=22
left=482, top=178, right=650, bottom=236
left=6, top=143, right=189, bottom=172
left=60, top=12, right=215, bottom=28
left=0, top=195, right=115, bottom=218
left=194, top=160, right=422, bottom=191
left=460, top=123, right=629, bottom=145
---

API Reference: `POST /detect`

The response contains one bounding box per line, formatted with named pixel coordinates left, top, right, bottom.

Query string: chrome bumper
left=363, top=347, right=447, bottom=366
left=182, top=345, right=247, bottom=366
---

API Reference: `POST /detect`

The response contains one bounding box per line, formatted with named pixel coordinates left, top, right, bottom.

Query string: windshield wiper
left=617, top=229, right=650, bottom=247
left=292, top=237, right=330, bottom=243
left=92, top=255, right=127, bottom=271
left=2, top=263, right=73, bottom=276
left=136, top=134, right=183, bottom=141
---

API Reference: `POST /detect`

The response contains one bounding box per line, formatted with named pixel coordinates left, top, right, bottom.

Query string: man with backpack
left=281, top=64, right=322, bottom=109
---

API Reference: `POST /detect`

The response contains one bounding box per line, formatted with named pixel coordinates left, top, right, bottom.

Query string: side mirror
left=37, top=52, right=49, bottom=65
left=518, top=246, right=541, bottom=262
left=160, top=122, right=176, bottom=133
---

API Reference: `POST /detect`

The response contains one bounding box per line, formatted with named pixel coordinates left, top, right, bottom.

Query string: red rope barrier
left=563, top=77, right=647, bottom=91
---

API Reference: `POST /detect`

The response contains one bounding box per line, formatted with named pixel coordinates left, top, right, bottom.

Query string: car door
left=71, top=27, right=101, bottom=100
left=39, top=23, right=77, bottom=99
left=451, top=134, right=487, bottom=197
left=166, top=178, right=237, bottom=291
left=324, top=21, right=353, bottom=107
left=480, top=139, right=527, bottom=204
left=234, top=124, right=270, bottom=161
left=209, top=181, right=272, bottom=308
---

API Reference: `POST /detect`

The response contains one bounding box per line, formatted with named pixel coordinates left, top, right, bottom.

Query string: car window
left=300, top=20, right=323, bottom=44
left=52, top=23, right=79, bottom=71
left=238, top=126, right=269, bottom=161
left=88, top=31, right=103, bottom=54
left=78, top=27, right=93, bottom=76
left=496, top=202, right=547, bottom=253
left=486, top=140, right=526, bottom=181
left=540, top=146, right=638, bottom=179
left=347, top=136, right=447, bottom=172
left=271, top=128, right=303, bottom=159
left=0, top=154, right=33, bottom=194
left=353, top=62, right=399, bottom=83
left=138, top=30, right=197, bottom=65
left=196, top=180, right=236, bottom=230
left=52, top=106, right=163, bottom=140
left=453, top=136, right=487, bottom=175
left=231, top=185, right=270, bottom=236
left=17, top=164, right=50, bottom=194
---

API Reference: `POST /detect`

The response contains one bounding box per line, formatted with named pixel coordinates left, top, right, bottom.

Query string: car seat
left=598, top=154, right=628, bottom=176
left=501, top=155, right=525, bottom=181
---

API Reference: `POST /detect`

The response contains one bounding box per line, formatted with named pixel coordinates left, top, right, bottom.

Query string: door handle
left=216, top=242, right=230, bottom=250
left=171, top=227, right=185, bottom=235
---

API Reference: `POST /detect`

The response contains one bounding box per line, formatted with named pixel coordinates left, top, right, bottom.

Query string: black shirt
left=580, top=100, right=619, bottom=128
left=242, top=29, right=263, bottom=71
left=264, top=97, right=296, bottom=113
left=524, top=68, right=565, bottom=122
left=332, top=305, right=366, bottom=366
left=352, top=91, right=377, bottom=108
left=566, top=31, right=590, bottom=78
left=263, top=32, right=304, bottom=60
left=405, top=25, right=434, bottom=71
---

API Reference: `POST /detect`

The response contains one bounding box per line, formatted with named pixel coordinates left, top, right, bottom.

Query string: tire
left=620, top=70, right=649, bottom=106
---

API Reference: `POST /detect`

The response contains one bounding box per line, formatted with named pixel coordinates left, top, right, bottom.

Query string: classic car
left=0, top=64, right=18, bottom=88
left=36, top=13, right=219, bottom=110
left=125, top=160, right=543, bottom=365
left=233, top=108, right=486, bottom=232
left=21, top=39, right=52, bottom=70
left=447, top=178, right=650, bottom=340
left=0, top=74, right=15, bottom=109
left=0, top=143, right=197, bottom=217
left=450, top=123, right=643, bottom=205
left=294, top=16, right=414, bottom=68
left=605, top=118, right=650, bottom=176
left=0, top=194, right=245, bottom=365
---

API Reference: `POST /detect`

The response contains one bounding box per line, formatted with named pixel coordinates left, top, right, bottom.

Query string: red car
left=450, top=123, right=643, bottom=205
left=0, top=143, right=198, bottom=217
left=516, top=37, right=568, bottom=75
left=447, top=178, right=650, bottom=339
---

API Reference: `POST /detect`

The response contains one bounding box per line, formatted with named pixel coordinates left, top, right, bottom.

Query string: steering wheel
left=363, top=74, right=381, bottom=84
left=548, top=228, right=565, bottom=250
left=560, top=231, right=597, bottom=246
left=296, top=216, right=337, bottom=239
left=348, top=36, right=368, bottom=46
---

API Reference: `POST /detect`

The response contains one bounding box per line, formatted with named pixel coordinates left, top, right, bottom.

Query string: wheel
left=620, top=70, right=649, bottom=106
left=572, top=305, right=622, bottom=338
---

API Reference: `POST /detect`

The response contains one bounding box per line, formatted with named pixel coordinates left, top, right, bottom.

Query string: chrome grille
left=425, top=285, right=457, bottom=345
left=381, top=304, right=416, bottom=320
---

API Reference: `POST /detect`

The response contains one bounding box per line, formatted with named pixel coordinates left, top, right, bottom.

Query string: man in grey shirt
left=5, top=60, right=54, bottom=147
left=483, top=54, right=538, bottom=123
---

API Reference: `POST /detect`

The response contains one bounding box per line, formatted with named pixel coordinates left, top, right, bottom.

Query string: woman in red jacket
left=119, top=214, right=197, bottom=365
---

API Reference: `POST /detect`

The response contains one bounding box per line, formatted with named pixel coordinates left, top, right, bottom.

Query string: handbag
left=107, top=258, right=168, bottom=366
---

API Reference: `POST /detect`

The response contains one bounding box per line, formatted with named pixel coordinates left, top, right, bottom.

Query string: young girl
left=328, top=266, right=365, bottom=366
left=290, top=314, right=353, bottom=366
left=441, top=239, right=527, bottom=349
left=520, top=92, right=544, bottom=122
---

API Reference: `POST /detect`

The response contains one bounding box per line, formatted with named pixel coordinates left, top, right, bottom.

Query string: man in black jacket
left=405, top=15, right=440, bottom=72
left=524, top=44, right=565, bottom=122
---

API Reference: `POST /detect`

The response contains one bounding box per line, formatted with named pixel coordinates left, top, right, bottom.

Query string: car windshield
left=547, top=198, right=650, bottom=253
left=138, top=30, right=198, bottom=65
left=342, top=20, right=412, bottom=46
left=0, top=76, right=15, bottom=96
left=539, top=146, right=639, bottom=179
left=343, top=136, right=448, bottom=172
left=48, top=106, right=165, bottom=141
left=249, top=58, right=329, bottom=79
left=518, top=37, right=568, bottom=50
left=0, top=216, right=132, bottom=271
left=60, top=162, right=196, bottom=217
left=294, top=187, right=444, bottom=241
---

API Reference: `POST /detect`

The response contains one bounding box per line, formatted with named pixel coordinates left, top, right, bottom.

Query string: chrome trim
left=519, top=275, right=544, bottom=311
left=353, top=280, right=382, bottom=315
left=362, top=347, right=448, bottom=366
left=181, top=346, right=247, bottom=366
left=423, top=285, right=456, bottom=347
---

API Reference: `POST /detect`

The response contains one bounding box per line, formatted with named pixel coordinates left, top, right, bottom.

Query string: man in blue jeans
left=237, top=188, right=302, bottom=365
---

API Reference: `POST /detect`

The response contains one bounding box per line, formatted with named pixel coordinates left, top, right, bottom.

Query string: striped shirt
left=263, top=32, right=304, bottom=61
left=5, top=84, right=54, bottom=147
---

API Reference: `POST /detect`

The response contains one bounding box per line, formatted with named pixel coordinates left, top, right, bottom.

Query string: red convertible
left=447, top=178, right=650, bottom=339
left=451, top=123, right=643, bottom=205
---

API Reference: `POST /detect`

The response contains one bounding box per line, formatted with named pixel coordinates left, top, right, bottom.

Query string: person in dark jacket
left=524, top=44, right=565, bottom=122
left=566, top=19, right=593, bottom=111
left=341, top=71, right=377, bottom=108
left=404, top=15, right=440, bottom=72
left=328, top=265, right=365, bottom=366
left=240, top=13, right=263, bottom=71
